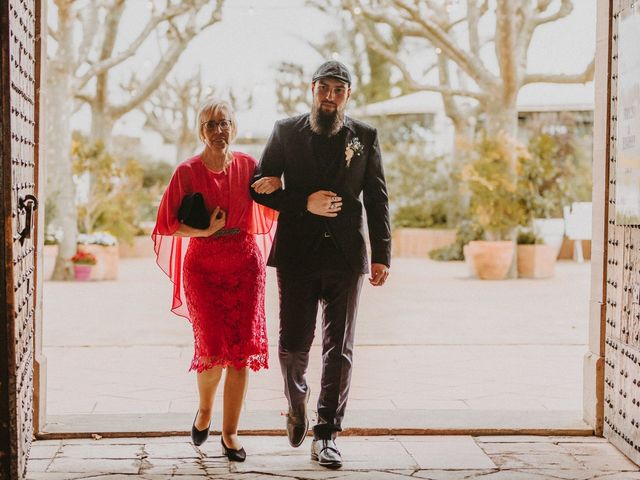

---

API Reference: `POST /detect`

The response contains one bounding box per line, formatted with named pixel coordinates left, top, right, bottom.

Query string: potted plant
left=462, top=134, right=529, bottom=280
left=71, top=250, right=97, bottom=281
left=520, top=118, right=592, bottom=257
left=516, top=230, right=556, bottom=278
left=77, top=232, right=119, bottom=280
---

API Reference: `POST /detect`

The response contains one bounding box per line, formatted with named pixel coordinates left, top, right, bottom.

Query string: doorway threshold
left=39, top=409, right=593, bottom=439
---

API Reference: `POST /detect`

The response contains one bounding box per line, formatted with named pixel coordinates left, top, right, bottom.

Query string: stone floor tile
left=590, top=473, right=640, bottom=479
left=333, top=438, right=419, bottom=470
left=478, top=442, right=564, bottom=455
left=29, top=439, right=63, bottom=446
left=227, top=471, right=364, bottom=479
left=552, top=436, right=608, bottom=443
left=28, top=443, right=61, bottom=459
left=574, top=454, right=640, bottom=472
left=26, top=473, right=88, bottom=480
left=411, top=471, right=497, bottom=480
left=58, top=436, right=186, bottom=445
left=231, top=452, right=327, bottom=472
left=143, top=441, right=200, bottom=458
left=60, top=443, right=143, bottom=459
left=139, top=457, right=209, bottom=475
left=215, top=475, right=295, bottom=480
left=558, top=442, right=636, bottom=456
left=138, top=476, right=209, bottom=480
left=400, top=437, right=496, bottom=470
left=47, top=457, right=140, bottom=474
left=487, top=452, right=583, bottom=470
left=517, top=470, right=612, bottom=480
left=464, top=472, right=567, bottom=479
left=208, top=435, right=302, bottom=457
left=75, top=476, right=143, bottom=480
left=230, top=437, right=418, bottom=472
left=24, top=459, right=52, bottom=473
left=475, top=436, right=570, bottom=443
left=336, top=472, right=423, bottom=479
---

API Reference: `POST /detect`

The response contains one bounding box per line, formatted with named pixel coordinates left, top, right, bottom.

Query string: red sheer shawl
left=152, top=153, right=277, bottom=321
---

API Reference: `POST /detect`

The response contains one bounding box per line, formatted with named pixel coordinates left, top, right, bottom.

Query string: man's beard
left=310, top=102, right=345, bottom=137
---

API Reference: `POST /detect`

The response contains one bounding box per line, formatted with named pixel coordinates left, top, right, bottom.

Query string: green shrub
left=429, top=220, right=484, bottom=261
left=519, top=116, right=592, bottom=218
left=387, top=151, right=458, bottom=229
left=72, top=133, right=154, bottom=245
left=462, top=134, right=530, bottom=240
left=516, top=230, right=543, bottom=245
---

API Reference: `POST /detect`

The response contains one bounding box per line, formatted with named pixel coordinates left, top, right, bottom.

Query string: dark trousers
left=277, top=250, right=364, bottom=439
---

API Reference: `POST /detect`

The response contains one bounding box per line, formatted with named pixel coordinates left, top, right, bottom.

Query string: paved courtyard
left=42, top=254, right=591, bottom=432
left=26, top=435, right=640, bottom=479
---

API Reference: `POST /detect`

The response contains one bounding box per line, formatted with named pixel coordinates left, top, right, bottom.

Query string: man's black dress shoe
left=311, top=438, right=342, bottom=469
left=286, top=387, right=310, bottom=447
left=221, top=436, right=247, bottom=462
left=191, top=411, right=210, bottom=446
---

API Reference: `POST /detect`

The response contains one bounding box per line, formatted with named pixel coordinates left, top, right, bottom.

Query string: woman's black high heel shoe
left=191, top=411, right=210, bottom=446
left=221, top=436, right=246, bottom=462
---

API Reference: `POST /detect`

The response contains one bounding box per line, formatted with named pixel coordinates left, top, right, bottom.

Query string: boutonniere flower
left=345, top=137, right=364, bottom=168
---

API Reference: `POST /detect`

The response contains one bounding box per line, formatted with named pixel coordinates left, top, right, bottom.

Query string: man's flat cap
left=312, top=60, right=352, bottom=85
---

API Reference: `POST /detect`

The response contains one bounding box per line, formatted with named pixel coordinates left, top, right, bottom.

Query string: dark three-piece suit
left=250, top=113, right=391, bottom=438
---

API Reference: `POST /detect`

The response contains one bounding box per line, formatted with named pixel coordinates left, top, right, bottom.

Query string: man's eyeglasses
left=315, top=83, right=347, bottom=96
left=202, top=119, right=232, bottom=132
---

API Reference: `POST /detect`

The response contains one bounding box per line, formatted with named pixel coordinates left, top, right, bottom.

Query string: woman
left=152, top=98, right=280, bottom=461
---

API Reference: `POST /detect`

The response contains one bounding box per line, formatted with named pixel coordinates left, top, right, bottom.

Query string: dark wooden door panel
left=1, top=0, right=40, bottom=478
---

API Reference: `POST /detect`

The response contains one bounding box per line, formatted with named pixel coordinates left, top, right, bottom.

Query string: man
left=250, top=60, right=391, bottom=469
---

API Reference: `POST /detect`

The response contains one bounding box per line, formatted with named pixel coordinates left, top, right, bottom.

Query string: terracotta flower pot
left=517, top=244, right=556, bottom=278
left=467, top=241, right=515, bottom=280
left=73, top=264, right=93, bottom=281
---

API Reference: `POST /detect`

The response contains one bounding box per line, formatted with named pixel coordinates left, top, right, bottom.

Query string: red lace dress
left=152, top=152, right=276, bottom=372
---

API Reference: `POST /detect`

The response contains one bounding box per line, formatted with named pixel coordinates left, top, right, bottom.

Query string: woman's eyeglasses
left=202, top=119, right=232, bottom=132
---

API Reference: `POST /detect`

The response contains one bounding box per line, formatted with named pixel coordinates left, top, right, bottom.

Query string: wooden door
left=603, top=0, right=640, bottom=464
left=0, top=0, right=42, bottom=478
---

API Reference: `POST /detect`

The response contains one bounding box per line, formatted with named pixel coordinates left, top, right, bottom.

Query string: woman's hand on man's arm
left=251, top=176, right=282, bottom=194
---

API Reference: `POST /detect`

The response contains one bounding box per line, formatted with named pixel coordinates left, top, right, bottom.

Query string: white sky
left=65, top=0, right=597, bottom=163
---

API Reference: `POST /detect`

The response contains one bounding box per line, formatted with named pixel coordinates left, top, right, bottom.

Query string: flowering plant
left=345, top=137, right=364, bottom=168
left=77, top=232, right=118, bottom=246
left=71, top=250, right=97, bottom=265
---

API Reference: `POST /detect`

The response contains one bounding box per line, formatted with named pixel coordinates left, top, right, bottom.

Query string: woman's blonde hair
left=197, top=98, right=238, bottom=163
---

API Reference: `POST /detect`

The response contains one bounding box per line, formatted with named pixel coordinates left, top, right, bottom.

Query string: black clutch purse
left=178, top=192, right=210, bottom=229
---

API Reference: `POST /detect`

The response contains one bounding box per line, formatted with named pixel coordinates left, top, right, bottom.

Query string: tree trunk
left=483, top=98, right=519, bottom=277
left=448, top=118, right=475, bottom=227
left=483, top=99, right=517, bottom=140
left=48, top=4, right=77, bottom=281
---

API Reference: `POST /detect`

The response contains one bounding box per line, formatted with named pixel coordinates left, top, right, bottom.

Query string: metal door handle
left=18, top=194, right=38, bottom=245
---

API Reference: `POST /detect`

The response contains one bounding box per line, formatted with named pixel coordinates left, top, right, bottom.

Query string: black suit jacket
left=250, top=113, right=391, bottom=274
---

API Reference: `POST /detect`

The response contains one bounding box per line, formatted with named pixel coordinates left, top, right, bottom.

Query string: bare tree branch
left=76, top=3, right=99, bottom=67
left=48, top=24, right=60, bottom=42
left=352, top=11, right=486, bottom=101
left=347, top=0, right=496, bottom=89
left=109, top=0, right=224, bottom=117
left=73, top=1, right=195, bottom=91
left=467, top=0, right=481, bottom=57
left=535, top=0, right=573, bottom=26
left=523, top=57, right=595, bottom=85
